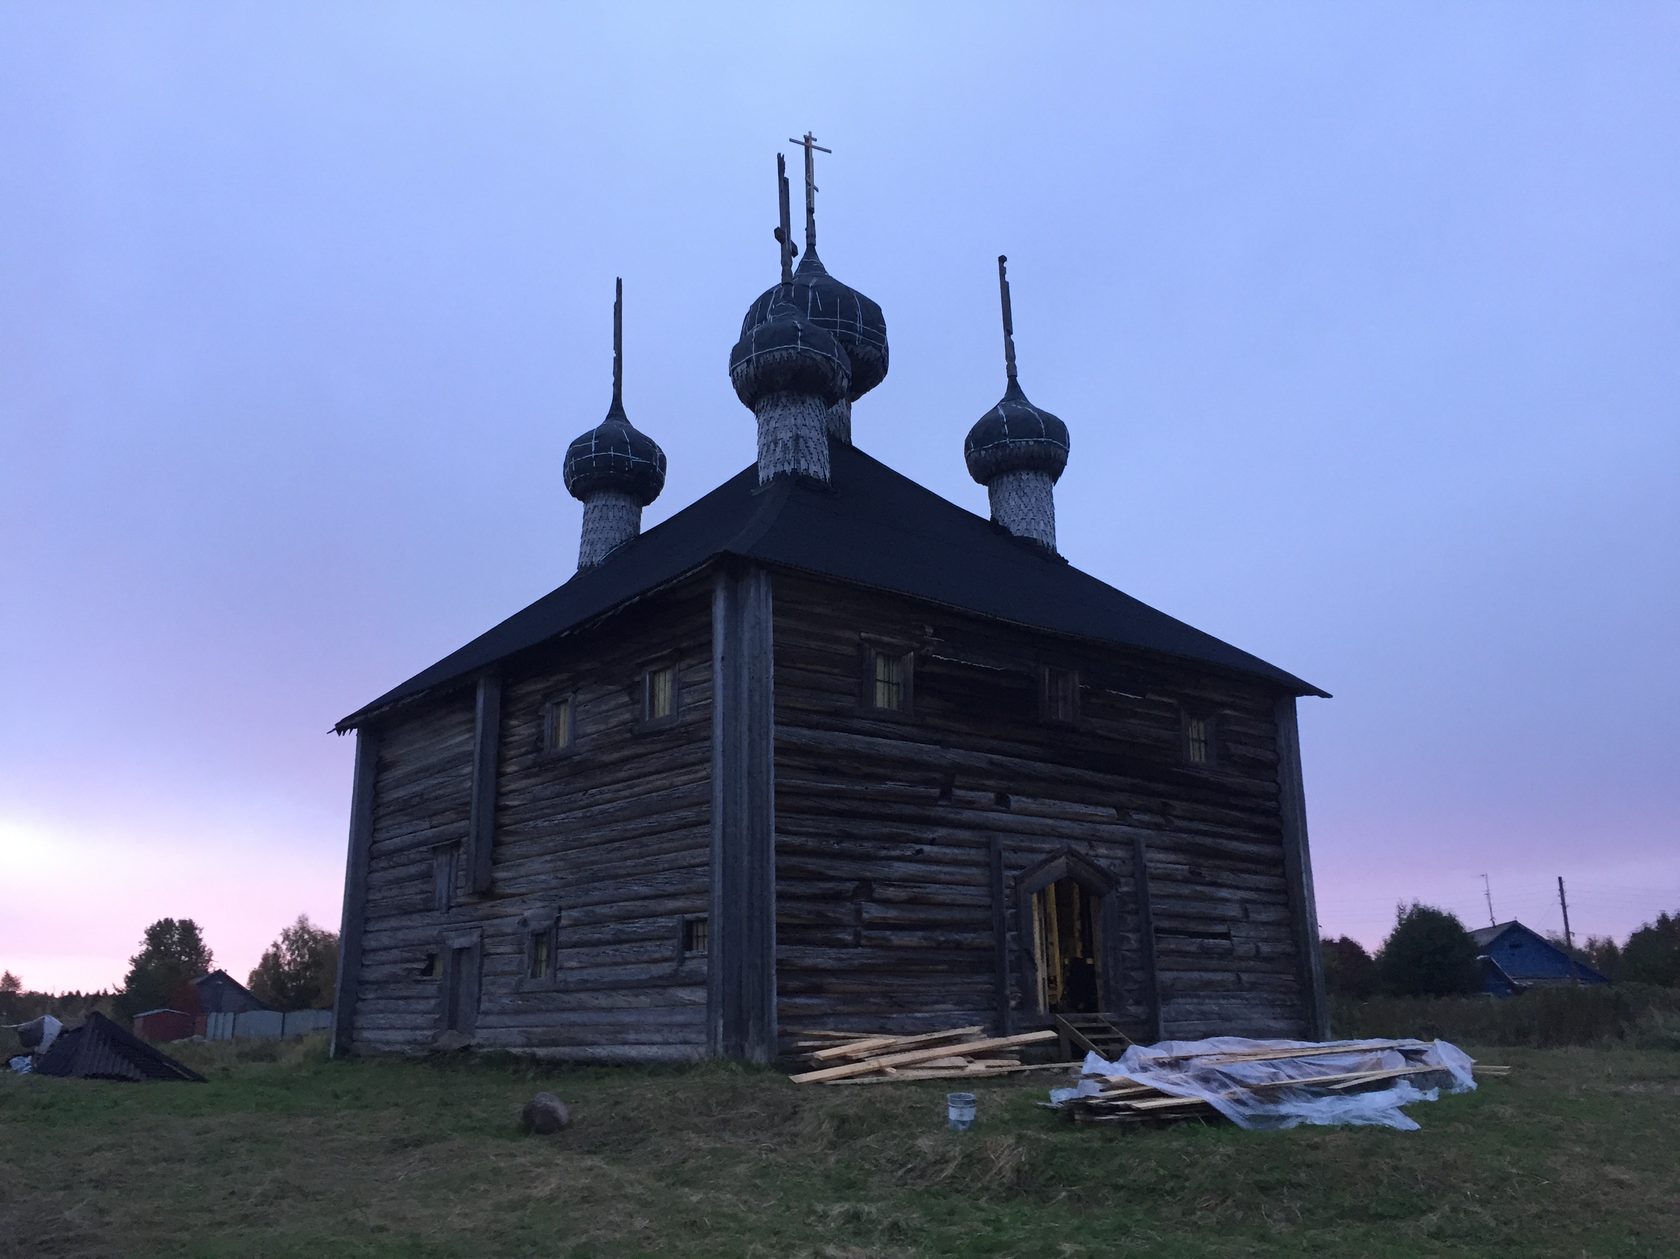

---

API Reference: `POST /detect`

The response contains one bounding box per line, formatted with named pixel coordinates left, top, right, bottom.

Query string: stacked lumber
left=1056, top=1039, right=1512, bottom=1127
left=786, top=1026, right=1069, bottom=1085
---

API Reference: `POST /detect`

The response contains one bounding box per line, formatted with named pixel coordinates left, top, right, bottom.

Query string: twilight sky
left=3, top=5, right=1676, bottom=994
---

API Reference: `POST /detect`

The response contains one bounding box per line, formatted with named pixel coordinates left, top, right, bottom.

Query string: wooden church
left=330, top=141, right=1330, bottom=1063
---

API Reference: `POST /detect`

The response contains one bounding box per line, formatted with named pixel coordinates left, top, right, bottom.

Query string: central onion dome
left=964, top=379, right=1070, bottom=484
left=562, top=397, right=667, bottom=506
left=729, top=289, right=852, bottom=412
left=738, top=246, right=887, bottom=404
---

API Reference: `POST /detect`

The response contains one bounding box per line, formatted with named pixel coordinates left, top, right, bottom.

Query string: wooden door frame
left=1013, top=849, right=1126, bottom=1018
left=440, top=927, right=482, bottom=1037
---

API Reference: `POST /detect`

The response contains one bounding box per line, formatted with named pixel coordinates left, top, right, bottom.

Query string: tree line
left=0, top=913, right=338, bottom=1026
left=1323, top=903, right=1680, bottom=999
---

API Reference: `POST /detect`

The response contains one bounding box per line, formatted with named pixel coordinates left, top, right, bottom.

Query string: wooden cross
left=776, top=154, right=794, bottom=283
left=611, top=276, right=623, bottom=408
left=998, top=255, right=1018, bottom=383
left=788, top=131, right=831, bottom=251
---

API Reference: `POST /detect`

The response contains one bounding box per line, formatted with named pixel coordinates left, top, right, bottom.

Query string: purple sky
left=4, top=6, right=1676, bottom=994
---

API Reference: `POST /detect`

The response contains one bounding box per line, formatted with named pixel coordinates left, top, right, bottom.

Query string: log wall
left=771, top=572, right=1310, bottom=1043
left=348, top=578, right=715, bottom=1060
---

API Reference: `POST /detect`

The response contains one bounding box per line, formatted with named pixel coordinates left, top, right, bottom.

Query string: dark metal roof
left=1469, top=921, right=1611, bottom=984
left=336, top=443, right=1327, bottom=731
left=1468, top=921, right=1519, bottom=949
left=193, top=968, right=272, bottom=1013
left=34, top=1012, right=206, bottom=1083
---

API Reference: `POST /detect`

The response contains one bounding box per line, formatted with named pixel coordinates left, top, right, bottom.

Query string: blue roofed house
left=1469, top=921, right=1609, bottom=995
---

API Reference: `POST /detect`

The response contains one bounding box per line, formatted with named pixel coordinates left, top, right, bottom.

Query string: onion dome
left=964, top=379, right=1071, bottom=484
left=563, top=400, right=667, bottom=505
left=565, top=278, right=667, bottom=508
left=728, top=292, right=851, bottom=411
left=738, top=247, right=887, bottom=402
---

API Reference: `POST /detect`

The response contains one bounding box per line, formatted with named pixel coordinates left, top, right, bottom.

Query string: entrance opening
left=443, top=944, right=479, bottom=1034
left=1030, top=877, right=1102, bottom=1014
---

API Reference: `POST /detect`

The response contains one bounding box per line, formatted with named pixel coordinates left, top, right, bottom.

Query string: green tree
left=1376, top=902, right=1480, bottom=997
left=117, top=919, right=214, bottom=1019
left=0, top=970, right=23, bottom=1023
left=1320, top=936, right=1379, bottom=999
left=1581, top=935, right=1622, bottom=982
left=247, top=914, right=339, bottom=1010
left=1545, top=931, right=1622, bottom=982
left=1621, top=912, right=1680, bottom=987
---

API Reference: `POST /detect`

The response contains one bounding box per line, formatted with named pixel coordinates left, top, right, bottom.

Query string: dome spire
left=610, top=275, right=624, bottom=413
left=999, top=254, right=1018, bottom=385
left=790, top=130, right=831, bottom=258
left=565, top=277, right=667, bottom=570
left=964, top=255, right=1070, bottom=553
left=777, top=153, right=795, bottom=283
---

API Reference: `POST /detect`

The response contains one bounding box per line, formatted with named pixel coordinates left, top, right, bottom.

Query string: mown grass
left=2, top=1038, right=1677, bottom=1258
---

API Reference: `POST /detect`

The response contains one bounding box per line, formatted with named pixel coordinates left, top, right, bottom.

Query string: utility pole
left=1481, top=874, right=1496, bottom=927
left=1558, top=876, right=1580, bottom=985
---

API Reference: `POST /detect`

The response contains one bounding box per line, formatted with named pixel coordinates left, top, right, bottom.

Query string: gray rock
left=521, top=1091, right=571, bottom=1135
left=431, top=1030, right=472, bottom=1053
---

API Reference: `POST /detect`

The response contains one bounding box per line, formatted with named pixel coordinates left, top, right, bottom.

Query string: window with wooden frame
left=1182, top=709, right=1217, bottom=767
left=679, top=915, right=709, bottom=959
left=523, top=912, right=558, bottom=984
left=540, top=694, right=575, bottom=754
left=1041, top=666, right=1080, bottom=724
left=431, top=844, right=459, bottom=912
left=867, top=647, right=914, bottom=714
left=640, top=663, right=678, bottom=725
left=527, top=927, right=553, bottom=981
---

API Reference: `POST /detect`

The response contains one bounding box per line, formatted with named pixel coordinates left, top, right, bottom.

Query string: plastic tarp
left=1049, top=1036, right=1477, bottom=1131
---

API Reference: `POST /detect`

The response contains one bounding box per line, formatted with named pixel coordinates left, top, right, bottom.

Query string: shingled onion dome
left=730, top=291, right=851, bottom=484
left=564, top=279, right=667, bottom=570
left=739, top=245, right=887, bottom=444
left=964, top=256, right=1070, bottom=552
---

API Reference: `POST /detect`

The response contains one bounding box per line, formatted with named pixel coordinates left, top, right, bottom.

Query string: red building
left=131, top=1008, right=195, bottom=1042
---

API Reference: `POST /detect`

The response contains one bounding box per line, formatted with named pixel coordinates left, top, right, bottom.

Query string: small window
left=643, top=665, right=677, bottom=723
left=432, top=845, right=458, bottom=912
left=527, top=927, right=553, bottom=981
left=542, top=696, right=574, bottom=753
left=420, top=952, right=438, bottom=978
left=681, top=916, right=709, bottom=957
left=1184, top=713, right=1215, bottom=766
left=1042, top=667, right=1079, bottom=723
left=870, top=649, right=910, bottom=712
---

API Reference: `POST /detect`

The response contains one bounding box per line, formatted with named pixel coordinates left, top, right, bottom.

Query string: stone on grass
left=521, top=1092, right=571, bottom=1135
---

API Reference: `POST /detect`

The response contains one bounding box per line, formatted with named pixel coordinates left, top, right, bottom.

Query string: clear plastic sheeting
left=1049, top=1036, right=1478, bottom=1131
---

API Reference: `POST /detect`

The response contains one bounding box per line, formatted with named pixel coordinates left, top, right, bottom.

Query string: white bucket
left=946, top=1091, right=977, bottom=1132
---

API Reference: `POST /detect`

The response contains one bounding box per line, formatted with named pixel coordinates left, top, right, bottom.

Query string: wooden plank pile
left=1056, top=1039, right=1511, bottom=1127
left=786, top=1026, right=1072, bottom=1085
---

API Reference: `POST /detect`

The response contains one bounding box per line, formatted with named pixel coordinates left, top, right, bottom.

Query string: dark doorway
left=1030, top=876, right=1102, bottom=1014
left=442, top=940, right=480, bottom=1035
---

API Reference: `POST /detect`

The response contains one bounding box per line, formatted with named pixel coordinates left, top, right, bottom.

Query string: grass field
left=2, top=1040, right=1676, bottom=1258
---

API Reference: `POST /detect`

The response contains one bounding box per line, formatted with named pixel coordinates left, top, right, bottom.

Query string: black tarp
left=34, top=1012, right=206, bottom=1083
